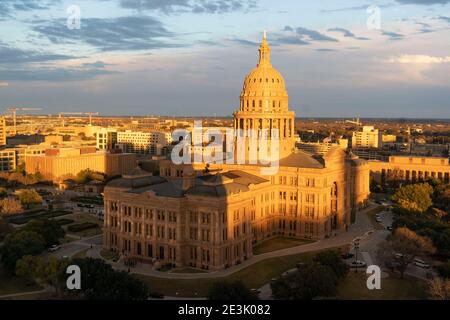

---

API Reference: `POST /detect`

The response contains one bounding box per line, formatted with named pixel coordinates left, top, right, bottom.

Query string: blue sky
left=1, top=0, right=450, bottom=118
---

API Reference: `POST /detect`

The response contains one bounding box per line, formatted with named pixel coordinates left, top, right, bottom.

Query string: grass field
left=337, top=272, right=427, bottom=300
left=0, top=268, right=43, bottom=297
left=253, top=237, right=315, bottom=255
left=100, top=248, right=119, bottom=261
left=58, top=212, right=102, bottom=237
left=133, top=249, right=330, bottom=297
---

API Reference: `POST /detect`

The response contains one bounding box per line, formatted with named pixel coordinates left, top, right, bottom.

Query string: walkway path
left=101, top=204, right=375, bottom=280
left=0, top=288, right=48, bottom=300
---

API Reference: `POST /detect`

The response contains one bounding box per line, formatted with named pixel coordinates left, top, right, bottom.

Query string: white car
left=376, top=217, right=382, bottom=223
left=349, top=260, right=367, bottom=268
left=414, top=258, right=430, bottom=269
left=395, top=252, right=404, bottom=259
left=47, top=245, right=61, bottom=252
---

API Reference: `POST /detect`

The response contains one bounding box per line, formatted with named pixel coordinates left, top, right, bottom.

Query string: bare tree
left=378, top=227, right=435, bottom=278
left=428, top=278, right=450, bottom=300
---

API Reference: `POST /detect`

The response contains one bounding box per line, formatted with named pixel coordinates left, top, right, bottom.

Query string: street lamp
left=354, top=240, right=360, bottom=273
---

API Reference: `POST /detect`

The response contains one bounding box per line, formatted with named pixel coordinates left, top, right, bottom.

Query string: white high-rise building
left=352, top=126, right=382, bottom=149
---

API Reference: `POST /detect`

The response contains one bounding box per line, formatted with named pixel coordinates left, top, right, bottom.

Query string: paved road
left=349, top=208, right=435, bottom=281
left=44, top=234, right=102, bottom=259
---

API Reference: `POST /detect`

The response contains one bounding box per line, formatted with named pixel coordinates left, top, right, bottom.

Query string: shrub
left=67, top=222, right=99, bottom=232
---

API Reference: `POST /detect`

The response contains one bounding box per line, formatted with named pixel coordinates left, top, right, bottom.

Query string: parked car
left=341, top=253, right=355, bottom=260
left=394, top=252, right=404, bottom=259
left=47, top=244, right=61, bottom=252
left=387, top=225, right=393, bottom=231
left=414, top=258, right=430, bottom=269
left=376, top=217, right=382, bottom=223
left=349, top=260, right=367, bottom=268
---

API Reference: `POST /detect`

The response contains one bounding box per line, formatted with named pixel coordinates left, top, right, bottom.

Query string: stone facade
left=369, top=155, right=450, bottom=183
left=103, top=35, right=370, bottom=271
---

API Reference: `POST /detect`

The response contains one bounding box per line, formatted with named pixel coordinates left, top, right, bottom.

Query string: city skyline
left=1, top=0, right=450, bottom=117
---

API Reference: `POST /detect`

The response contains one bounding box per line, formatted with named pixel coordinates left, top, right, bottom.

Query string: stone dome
left=239, top=34, right=289, bottom=113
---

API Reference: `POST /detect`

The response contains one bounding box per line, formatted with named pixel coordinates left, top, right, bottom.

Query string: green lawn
left=133, top=248, right=334, bottom=297
left=253, top=237, right=314, bottom=255
left=170, top=268, right=208, bottom=274
left=58, top=212, right=102, bottom=237
left=0, top=268, right=43, bottom=297
left=337, top=272, right=427, bottom=300
left=100, top=248, right=119, bottom=261
left=366, top=205, right=386, bottom=230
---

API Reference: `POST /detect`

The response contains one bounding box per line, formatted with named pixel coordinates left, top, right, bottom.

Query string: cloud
left=118, top=0, right=258, bottom=14
left=295, top=27, right=338, bottom=42
left=315, top=48, right=337, bottom=52
left=280, top=26, right=338, bottom=45
left=321, top=4, right=371, bottom=13
left=328, top=28, right=370, bottom=40
left=0, top=66, right=118, bottom=82
left=0, top=82, right=8, bottom=87
left=322, top=3, right=394, bottom=13
left=395, top=0, right=450, bottom=5
left=415, top=22, right=435, bottom=33
left=230, top=38, right=260, bottom=46
left=0, top=43, right=75, bottom=64
left=32, top=16, right=182, bottom=52
left=0, top=0, right=60, bottom=18
left=385, top=54, right=450, bottom=64
left=274, top=36, right=309, bottom=46
left=437, top=16, right=450, bottom=23
left=82, top=61, right=112, bottom=68
left=381, top=30, right=405, bottom=40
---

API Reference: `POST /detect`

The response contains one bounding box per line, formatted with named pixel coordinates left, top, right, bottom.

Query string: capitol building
left=103, top=35, right=370, bottom=271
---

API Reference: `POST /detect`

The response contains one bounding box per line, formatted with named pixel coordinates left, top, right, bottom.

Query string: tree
left=313, top=249, right=349, bottom=279
left=208, top=281, right=258, bottom=300
left=391, top=183, right=433, bottom=213
left=378, top=227, right=435, bottom=278
left=15, top=255, right=43, bottom=283
left=16, top=255, right=68, bottom=295
left=0, top=198, right=23, bottom=215
left=23, top=219, right=65, bottom=247
left=370, top=179, right=382, bottom=193
left=17, top=189, right=43, bottom=209
left=60, top=258, right=150, bottom=300
left=436, top=261, right=450, bottom=279
left=0, top=231, right=45, bottom=272
left=428, top=278, right=450, bottom=300
left=0, top=187, right=7, bottom=198
left=0, top=216, right=12, bottom=241
left=271, top=263, right=338, bottom=300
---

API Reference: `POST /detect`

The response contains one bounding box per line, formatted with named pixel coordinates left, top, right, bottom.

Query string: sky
left=0, top=0, right=450, bottom=118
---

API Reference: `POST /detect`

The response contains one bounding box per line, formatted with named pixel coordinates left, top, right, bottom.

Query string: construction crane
left=345, top=118, right=362, bottom=126
left=84, top=112, right=99, bottom=125
left=58, top=112, right=83, bottom=127
left=6, top=107, right=43, bottom=135
left=58, top=112, right=99, bottom=126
